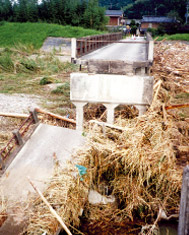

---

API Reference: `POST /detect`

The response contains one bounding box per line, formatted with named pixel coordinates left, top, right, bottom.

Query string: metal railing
left=0, top=112, right=36, bottom=170
left=76, top=32, right=123, bottom=58
left=0, top=109, right=77, bottom=171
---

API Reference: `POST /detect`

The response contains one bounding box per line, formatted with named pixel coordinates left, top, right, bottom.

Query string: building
left=141, top=15, right=177, bottom=32
left=105, top=10, right=123, bottom=26
left=125, top=19, right=141, bottom=26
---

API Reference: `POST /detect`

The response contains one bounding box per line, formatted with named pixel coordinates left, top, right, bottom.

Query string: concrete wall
left=87, top=60, right=150, bottom=75
left=41, top=37, right=71, bottom=55
left=70, top=73, right=154, bottom=130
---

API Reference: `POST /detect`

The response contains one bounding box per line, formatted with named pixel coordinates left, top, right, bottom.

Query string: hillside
left=0, top=22, right=104, bottom=49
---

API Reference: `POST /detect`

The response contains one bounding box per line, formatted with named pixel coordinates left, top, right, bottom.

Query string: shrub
left=39, top=77, right=53, bottom=85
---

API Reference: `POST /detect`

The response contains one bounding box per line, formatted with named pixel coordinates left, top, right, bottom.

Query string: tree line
left=99, top=0, right=187, bottom=23
left=0, top=0, right=108, bottom=30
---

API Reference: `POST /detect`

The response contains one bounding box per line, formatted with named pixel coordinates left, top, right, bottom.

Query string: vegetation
left=0, top=0, right=108, bottom=30
left=99, top=0, right=133, bottom=9
left=99, top=0, right=187, bottom=23
left=157, top=33, right=189, bottom=41
left=0, top=47, right=78, bottom=115
left=0, top=22, right=104, bottom=49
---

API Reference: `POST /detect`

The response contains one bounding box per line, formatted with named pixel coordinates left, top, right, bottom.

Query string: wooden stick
left=165, top=103, right=189, bottom=110
left=151, top=80, right=162, bottom=108
left=89, top=120, right=131, bottom=131
left=28, top=177, right=72, bottom=235
left=35, top=108, right=76, bottom=124
left=0, top=112, right=30, bottom=119
left=0, top=109, right=76, bottom=125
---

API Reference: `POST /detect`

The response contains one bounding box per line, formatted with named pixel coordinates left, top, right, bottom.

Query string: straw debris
left=25, top=159, right=89, bottom=235
left=9, top=41, right=189, bottom=234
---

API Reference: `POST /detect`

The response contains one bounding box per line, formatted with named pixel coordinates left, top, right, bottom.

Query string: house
left=105, top=10, right=123, bottom=26
left=141, top=15, right=177, bottom=32
left=125, top=19, right=141, bottom=26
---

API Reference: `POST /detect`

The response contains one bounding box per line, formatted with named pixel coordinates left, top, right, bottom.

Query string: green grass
left=0, top=22, right=105, bottom=49
left=0, top=48, right=78, bottom=114
left=157, top=33, right=189, bottom=41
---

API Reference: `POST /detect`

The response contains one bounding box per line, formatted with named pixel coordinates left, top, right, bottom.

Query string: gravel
left=0, top=94, right=41, bottom=114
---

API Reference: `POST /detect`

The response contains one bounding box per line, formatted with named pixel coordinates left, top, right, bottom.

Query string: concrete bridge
left=70, top=33, right=154, bottom=131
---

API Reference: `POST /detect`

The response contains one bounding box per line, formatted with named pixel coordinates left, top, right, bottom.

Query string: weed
left=19, top=58, right=40, bottom=73
left=52, top=82, right=70, bottom=96
left=39, top=77, right=53, bottom=85
left=0, top=53, right=14, bottom=72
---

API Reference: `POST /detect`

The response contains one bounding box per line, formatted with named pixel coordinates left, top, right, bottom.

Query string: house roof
left=141, top=16, right=176, bottom=23
left=105, top=10, right=123, bottom=17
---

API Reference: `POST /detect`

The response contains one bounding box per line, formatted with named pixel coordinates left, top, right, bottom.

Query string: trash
left=75, top=164, right=87, bottom=181
left=88, top=190, right=115, bottom=205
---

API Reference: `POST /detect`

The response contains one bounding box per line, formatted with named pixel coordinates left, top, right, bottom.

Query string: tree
left=83, top=0, right=107, bottom=30
left=0, top=0, right=13, bottom=21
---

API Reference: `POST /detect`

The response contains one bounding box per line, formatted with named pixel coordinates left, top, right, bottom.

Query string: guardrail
left=0, top=109, right=76, bottom=171
left=71, top=32, right=123, bottom=60
left=0, top=111, right=37, bottom=171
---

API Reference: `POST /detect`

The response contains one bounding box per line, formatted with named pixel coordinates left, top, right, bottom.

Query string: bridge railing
left=71, top=32, right=123, bottom=60
left=0, top=111, right=37, bottom=171
left=0, top=109, right=76, bottom=171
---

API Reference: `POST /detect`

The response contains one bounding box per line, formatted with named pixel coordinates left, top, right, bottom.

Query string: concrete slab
left=80, top=37, right=147, bottom=62
left=70, top=73, right=154, bottom=105
left=70, top=73, right=154, bottom=130
left=41, top=37, right=71, bottom=55
left=0, top=124, right=84, bottom=203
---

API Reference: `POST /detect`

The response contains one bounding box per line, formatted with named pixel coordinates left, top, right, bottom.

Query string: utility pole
left=186, top=0, right=189, bottom=24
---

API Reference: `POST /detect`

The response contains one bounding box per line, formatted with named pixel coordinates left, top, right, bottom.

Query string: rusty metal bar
left=76, top=40, right=148, bottom=44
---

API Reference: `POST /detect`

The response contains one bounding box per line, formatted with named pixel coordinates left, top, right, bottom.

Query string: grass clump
left=39, top=76, right=53, bottom=85
left=0, top=52, right=14, bottom=72
left=52, top=82, right=70, bottom=96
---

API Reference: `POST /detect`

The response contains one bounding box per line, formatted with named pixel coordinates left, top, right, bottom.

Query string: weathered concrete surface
left=0, top=124, right=84, bottom=234
left=70, top=73, right=154, bottom=129
left=41, top=37, right=71, bottom=55
left=80, top=37, right=147, bottom=62
left=0, top=124, right=84, bottom=203
left=71, top=73, right=154, bottom=105
left=87, top=60, right=150, bottom=75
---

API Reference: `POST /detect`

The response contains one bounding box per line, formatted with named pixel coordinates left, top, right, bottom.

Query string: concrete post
left=178, top=165, right=189, bottom=235
left=73, top=102, right=87, bottom=131
left=71, top=38, right=77, bottom=60
left=104, top=104, right=118, bottom=124
left=30, top=109, right=39, bottom=124
left=148, top=40, right=154, bottom=62
left=141, top=67, right=146, bottom=75
left=0, top=154, right=5, bottom=170
left=135, top=105, right=147, bottom=116
left=13, top=131, right=23, bottom=146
